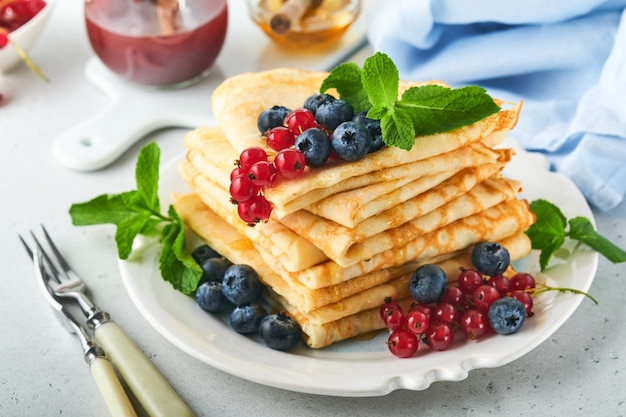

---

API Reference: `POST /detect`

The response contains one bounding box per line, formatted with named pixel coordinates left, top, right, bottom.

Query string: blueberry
left=294, top=127, right=331, bottom=167
left=195, top=281, right=230, bottom=313
left=199, top=257, right=232, bottom=284
left=303, top=93, right=335, bottom=116
left=315, top=99, right=354, bottom=130
left=257, top=105, right=291, bottom=134
left=330, top=121, right=371, bottom=162
left=409, top=264, right=448, bottom=304
left=229, top=302, right=268, bottom=334
left=259, top=312, right=301, bottom=351
left=471, top=242, right=511, bottom=276
left=221, top=264, right=261, bottom=306
left=352, top=111, right=384, bottom=152
left=192, top=244, right=220, bottom=264
left=488, top=297, right=526, bottom=335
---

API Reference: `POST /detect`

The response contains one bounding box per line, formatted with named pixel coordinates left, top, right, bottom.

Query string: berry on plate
left=259, top=312, right=301, bottom=351
left=222, top=264, right=262, bottom=306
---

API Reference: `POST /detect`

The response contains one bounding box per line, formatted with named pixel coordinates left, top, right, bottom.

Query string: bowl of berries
left=0, top=0, right=54, bottom=73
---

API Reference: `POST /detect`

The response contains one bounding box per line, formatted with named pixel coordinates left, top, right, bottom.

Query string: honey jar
left=247, top=0, right=361, bottom=50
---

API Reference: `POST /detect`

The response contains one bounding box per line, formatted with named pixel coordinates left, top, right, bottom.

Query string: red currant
left=409, top=302, right=432, bottom=319
left=441, top=286, right=466, bottom=309
left=405, top=309, right=429, bottom=335
left=510, top=272, right=536, bottom=291
left=457, top=268, right=484, bottom=295
left=238, top=147, right=268, bottom=171
left=236, top=200, right=255, bottom=224
left=284, top=109, right=315, bottom=136
left=379, top=298, right=405, bottom=330
left=247, top=194, right=273, bottom=223
left=266, top=126, right=295, bottom=151
left=459, top=308, right=490, bottom=340
left=230, top=166, right=247, bottom=181
left=387, top=328, right=419, bottom=358
left=432, top=302, right=459, bottom=325
left=274, top=148, right=305, bottom=179
left=473, top=285, right=501, bottom=313
left=487, top=275, right=510, bottom=297
left=510, top=290, right=534, bottom=316
left=0, top=28, right=8, bottom=48
left=247, top=161, right=276, bottom=188
left=229, top=175, right=258, bottom=203
left=424, top=323, right=454, bottom=351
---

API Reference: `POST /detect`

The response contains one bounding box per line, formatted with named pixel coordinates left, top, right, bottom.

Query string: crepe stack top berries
left=174, top=64, right=536, bottom=349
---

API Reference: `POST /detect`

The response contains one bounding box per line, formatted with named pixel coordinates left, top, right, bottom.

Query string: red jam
left=84, top=0, right=228, bottom=87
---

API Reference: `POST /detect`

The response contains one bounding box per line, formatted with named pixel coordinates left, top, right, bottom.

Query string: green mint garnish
left=69, top=142, right=202, bottom=294
left=319, top=62, right=370, bottom=113
left=526, top=199, right=626, bottom=271
left=320, top=52, right=501, bottom=151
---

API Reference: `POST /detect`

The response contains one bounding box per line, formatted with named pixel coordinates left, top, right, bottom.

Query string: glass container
left=84, top=0, right=228, bottom=88
left=247, top=0, right=360, bottom=50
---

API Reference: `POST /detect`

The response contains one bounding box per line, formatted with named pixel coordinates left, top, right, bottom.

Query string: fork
left=27, top=244, right=138, bottom=417
left=28, top=226, right=195, bottom=417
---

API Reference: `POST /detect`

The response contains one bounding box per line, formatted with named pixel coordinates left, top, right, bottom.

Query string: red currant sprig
left=229, top=147, right=306, bottom=225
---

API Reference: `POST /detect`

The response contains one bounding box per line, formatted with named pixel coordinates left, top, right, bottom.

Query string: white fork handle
left=94, top=321, right=195, bottom=417
left=90, top=357, right=138, bottom=417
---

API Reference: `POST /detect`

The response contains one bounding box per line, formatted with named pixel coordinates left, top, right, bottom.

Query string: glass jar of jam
left=84, top=0, right=228, bottom=88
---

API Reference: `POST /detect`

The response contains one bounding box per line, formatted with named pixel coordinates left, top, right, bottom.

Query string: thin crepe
left=179, top=162, right=534, bottom=289
left=174, top=193, right=531, bottom=348
left=210, top=68, right=522, bottom=210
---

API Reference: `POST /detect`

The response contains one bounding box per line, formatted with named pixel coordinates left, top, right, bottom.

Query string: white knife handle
left=94, top=321, right=195, bottom=417
left=90, top=357, right=138, bottom=417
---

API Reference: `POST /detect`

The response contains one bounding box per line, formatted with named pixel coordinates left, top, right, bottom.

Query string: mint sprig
left=69, top=142, right=202, bottom=294
left=526, top=199, right=626, bottom=271
left=320, top=52, right=501, bottom=150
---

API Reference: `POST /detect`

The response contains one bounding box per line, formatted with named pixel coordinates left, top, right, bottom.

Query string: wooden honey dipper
left=270, top=0, right=323, bottom=34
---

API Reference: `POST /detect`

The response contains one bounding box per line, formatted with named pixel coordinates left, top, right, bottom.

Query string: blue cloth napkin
left=367, top=0, right=626, bottom=211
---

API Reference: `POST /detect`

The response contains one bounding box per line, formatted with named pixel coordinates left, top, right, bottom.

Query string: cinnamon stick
left=155, top=0, right=180, bottom=36
left=270, top=0, right=323, bottom=34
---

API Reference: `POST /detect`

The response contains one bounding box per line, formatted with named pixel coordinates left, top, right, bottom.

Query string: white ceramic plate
left=119, top=141, right=598, bottom=397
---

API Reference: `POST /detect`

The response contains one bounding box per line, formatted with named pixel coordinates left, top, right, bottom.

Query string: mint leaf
left=321, top=51, right=501, bottom=151
left=398, top=85, right=501, bottom=136
left=115, top=212, right=152, bottom=259
left=380, top=108, right=415, bottom=150
left=159, top=205, right=202, bottom=295
left=526, top=199, right=626, bottom=270
left=69, top=142, right=202, bottom=294
left=568, top=216, right=626, bottom=263
left=319, top=62, right=370, bottom=113
left=132, top=141, right=161, bottom=213
left=525, top=199, right=567, bottom=270
left=69, top=192, right=137, bottom=225
left=361, top=52, right=398, bottom=110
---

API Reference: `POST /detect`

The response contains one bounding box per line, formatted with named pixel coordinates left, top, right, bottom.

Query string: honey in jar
left=247, top=0, right=361, bottom=49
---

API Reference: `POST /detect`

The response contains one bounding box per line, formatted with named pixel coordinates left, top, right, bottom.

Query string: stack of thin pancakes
left=173, top=68, right=536, bottom=349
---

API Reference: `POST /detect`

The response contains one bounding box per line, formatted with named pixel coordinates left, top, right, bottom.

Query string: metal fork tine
left=41, top=225, right=72, bottom=275
left=18, top=234, right=33, bottom=259
left=26, top=232, right=63, bottom=285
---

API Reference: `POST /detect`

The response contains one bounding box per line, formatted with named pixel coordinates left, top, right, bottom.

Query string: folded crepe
left=182, top=127, right=522, bottom=268
left=210, top=68, right=522, bottom=211
left=181, top=158, right=534, bottom=288
left=174, top=193, right=531, bottom=348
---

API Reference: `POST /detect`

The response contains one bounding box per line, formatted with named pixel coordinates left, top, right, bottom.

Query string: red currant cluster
left=229, top=146, right=306, bottom=225
left=0, top=0, right=46, bottom=47
left=266, top=109, right=317, bottom=152
left=381, top=269, right=536, bottom=358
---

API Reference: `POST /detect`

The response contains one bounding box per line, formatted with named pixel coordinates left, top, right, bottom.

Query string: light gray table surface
left=2, top=1, right=625, bottom=416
